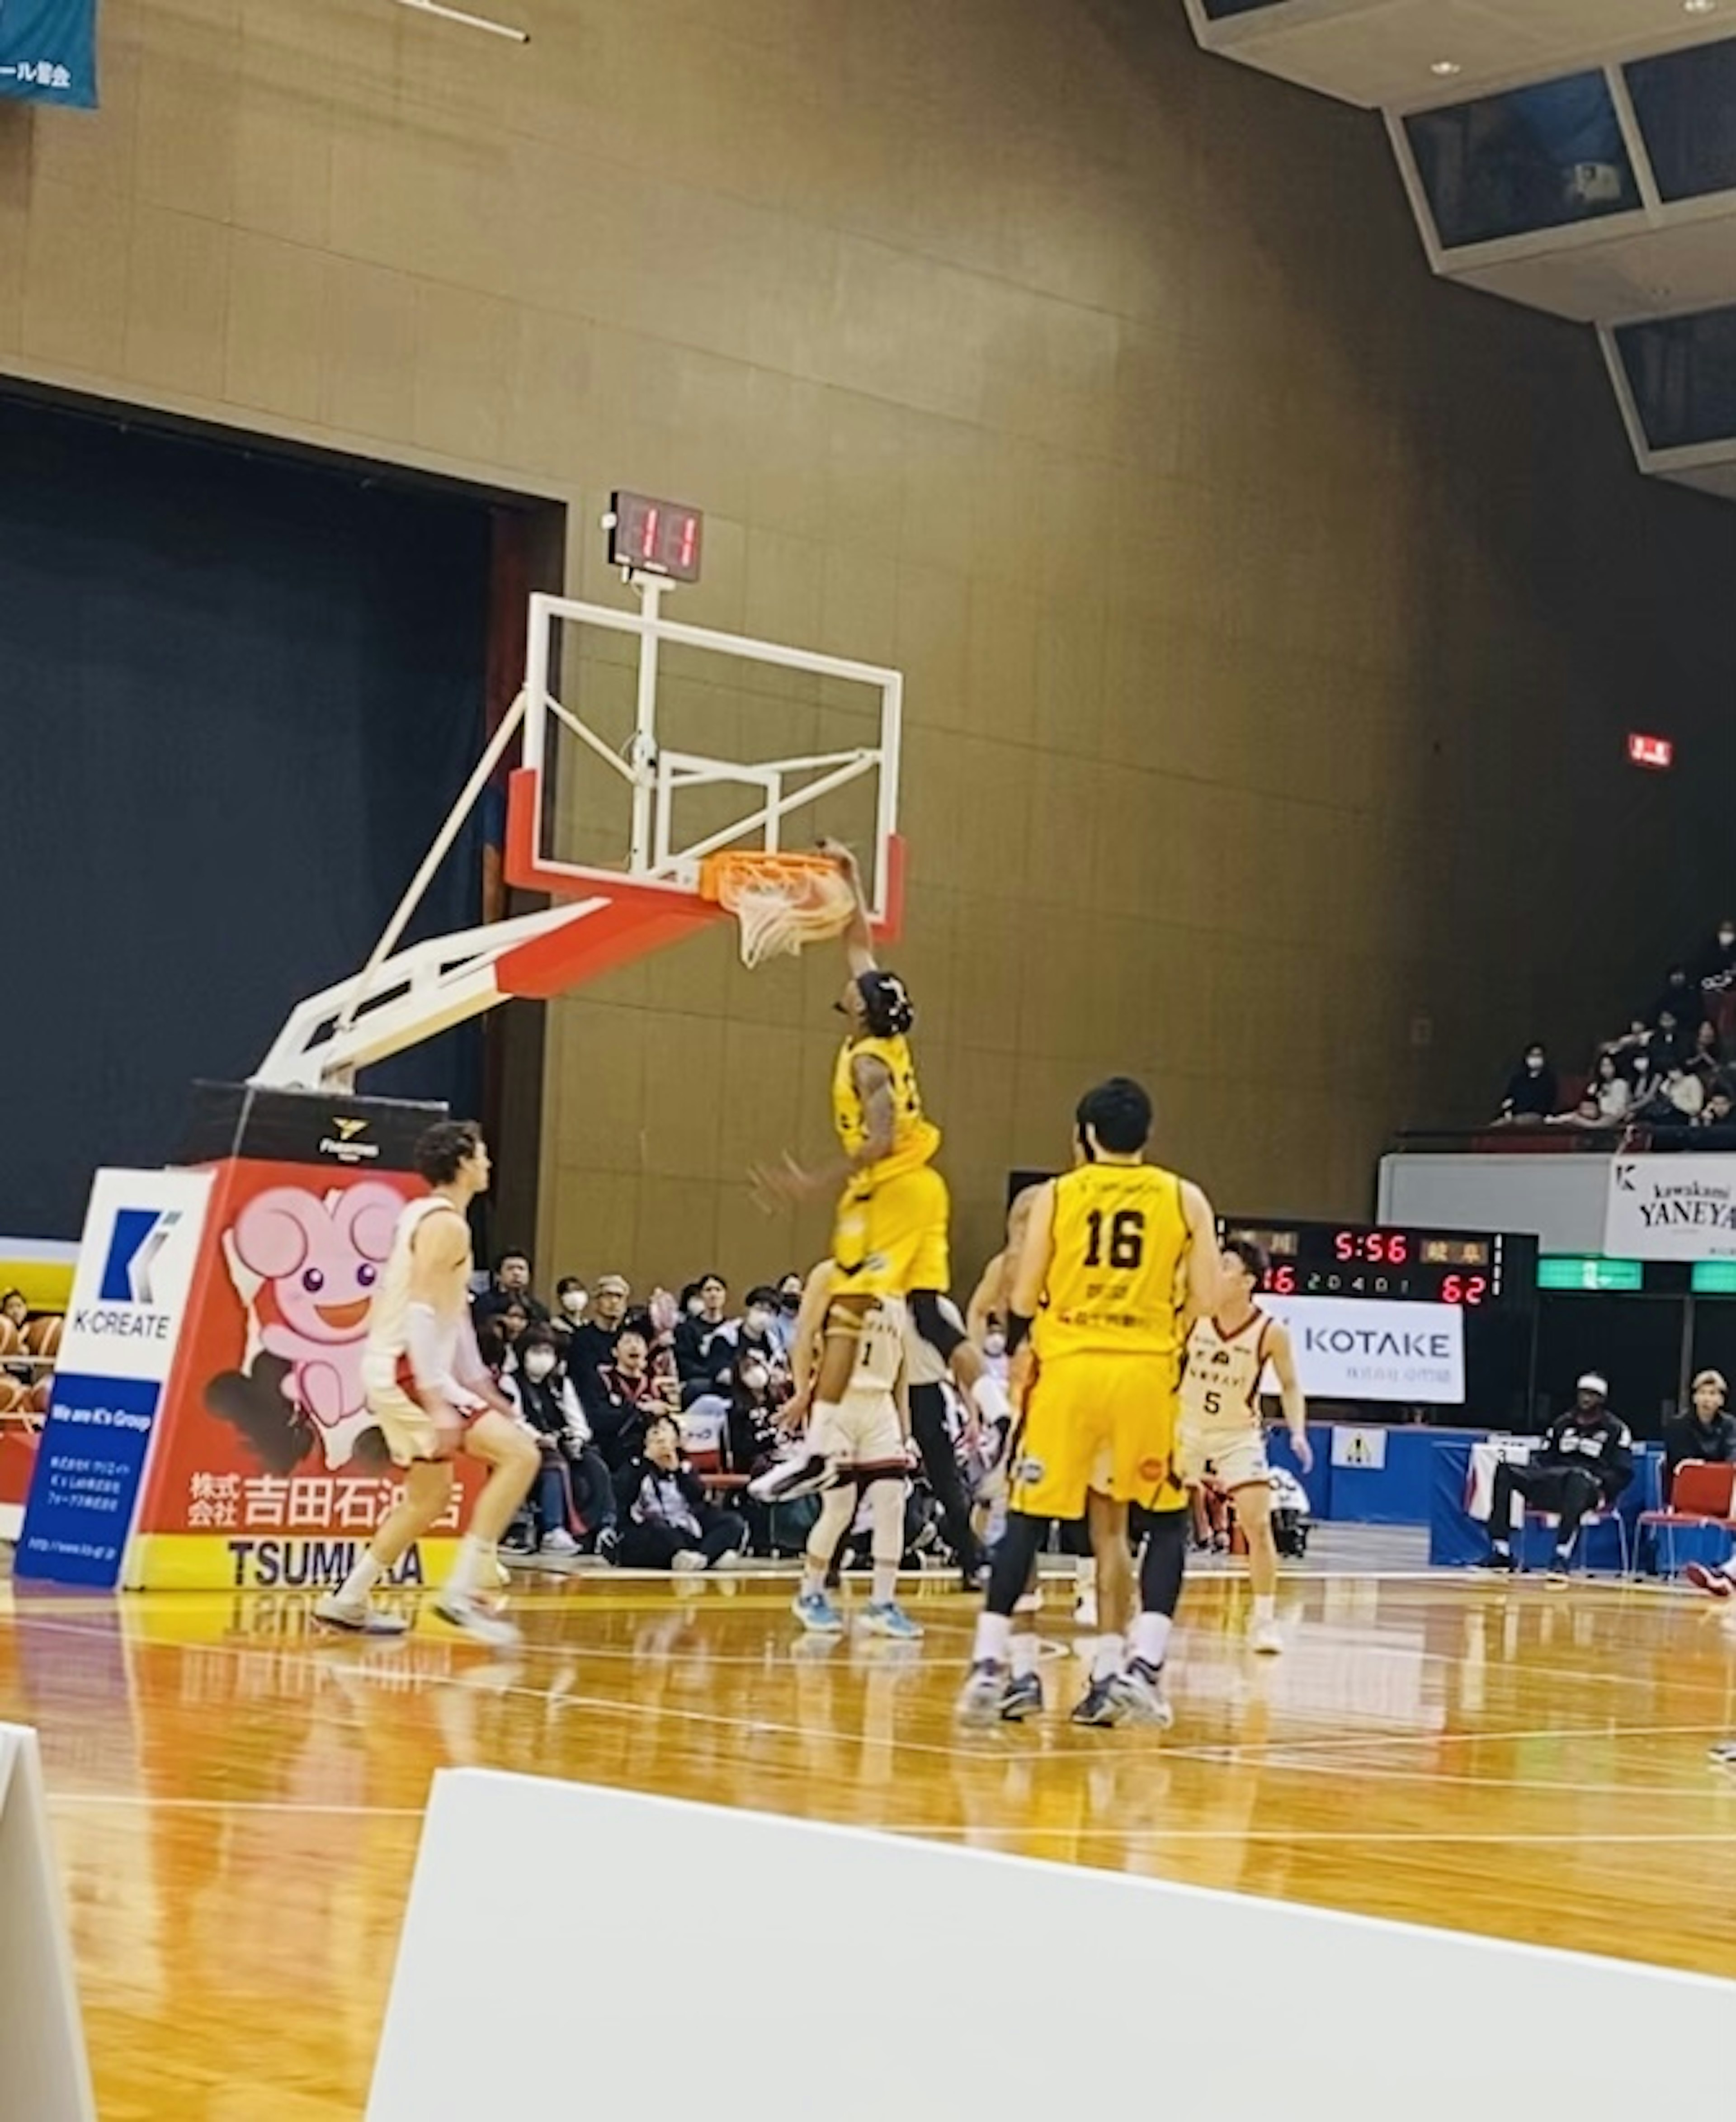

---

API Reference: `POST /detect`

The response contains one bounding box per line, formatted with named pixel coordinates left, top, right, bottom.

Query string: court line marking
left=13, top=1612, right=1736, bottom=1790
left=887, top=1826, right=1736, bottom=1846
left=47, top=1794, right=424, bottom=1816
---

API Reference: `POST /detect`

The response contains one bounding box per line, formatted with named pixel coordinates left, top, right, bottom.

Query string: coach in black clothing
left=1479, top=1374, right=1634, bottom=1581
left=1662, top=1371, right=1736, bottom=1499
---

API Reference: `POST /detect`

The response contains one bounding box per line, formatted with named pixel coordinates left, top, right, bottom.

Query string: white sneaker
left=539, top=1528, right=580, bottom=1556
left=710, top=1548, right=751, bottom=1572
left=1110, top=1661, right=1174, bottom=1729
left=433, top=1591, right=521, bottom=1648
left=1250, top=1620, right=1284, bottom=1655
left=312, top=1592, right=408, bottom=1637
left=1014, top=1586, right=1043, bottom=1616
left=1073, top=1589, right=1098, bottom=1628
left=670, top=1548, right=708, bottom=1574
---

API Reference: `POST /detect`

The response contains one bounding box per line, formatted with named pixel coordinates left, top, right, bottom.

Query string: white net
left=705, top=855, right=856, bottom=969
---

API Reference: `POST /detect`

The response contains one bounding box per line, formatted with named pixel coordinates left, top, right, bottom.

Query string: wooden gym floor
left=5, top=1565, right=1736, bottom=2119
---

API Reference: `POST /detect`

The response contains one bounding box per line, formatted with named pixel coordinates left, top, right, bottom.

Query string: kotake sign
left=1604, top=1154, right=1736, bottom=1261
left=1259, top=1295, right=1465, bottom=1404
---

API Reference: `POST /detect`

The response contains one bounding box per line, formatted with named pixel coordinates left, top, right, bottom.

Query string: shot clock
left=606, top=492, right=704, bottom=583
left=1219, top=1220, right=1534, bottom=1308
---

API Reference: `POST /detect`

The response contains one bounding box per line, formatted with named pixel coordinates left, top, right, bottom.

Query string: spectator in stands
left=1695, top=919, right=1736, bottom=999
left=567, top=1272, right=630, bottom=1418
left=1, top=1290, right=28, bottom=1334
left=1547, top=1094, right=1608, bottom=1132
left=1688, top=1019, right=1724, bottom=1087
left=555, top=1276, right=589, bottom=1328
left=675, top=1272, right=738, bottom=1397
left=1644, top=1008, right=1690, bottom=1080
left=495, top=1298, right=532, bottom=1363
left=737, top=1286, right=787, bottom=1380
left=1635, top=1060, right=1703, bottom=1125
left=1661, top=1371, right=1736, bottom=1503
left=503, top=1327, right=618, bottom=1559
left=769, top=1272, right=804, bottom=1359
left=475, top=1248, right=550, bottom=1327
left=1495, top=1044, right=1557, bottom=1125
left=613, top=1413, right=750, bottom=1572
left=1651, top=964, right=1704, bottom=1033
left=1590, top=1050, right=1631, bottom=1124
left=723, top=1348, right=784, bottom=1476
left=1604, top=1018, right=1654, bottom=1100
left=1476, top=1374, right=1633, bottom=1583
left=588, top=1325, right=671, bottom=1469
left=1695, top=1088, right=1736, bottom=1133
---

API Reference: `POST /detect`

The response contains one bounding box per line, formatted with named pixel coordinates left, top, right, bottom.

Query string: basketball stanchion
left=0, top=1725, right=98, bottom=2122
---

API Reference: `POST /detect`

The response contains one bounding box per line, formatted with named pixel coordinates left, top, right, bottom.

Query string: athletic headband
left=1694, top=1370, right=1728, bottom=1395
left=1576, top=1372, right=1608, bottom=1396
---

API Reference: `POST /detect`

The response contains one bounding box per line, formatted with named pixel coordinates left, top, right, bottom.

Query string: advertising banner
left=17, top=1167, right=213, bottom=1586
left=1604, top=1153, right=1736, bottom=1261
left=1260, top=1295, right=1465, bottom=1405
left=125, top=1085, right=479, bottom=1591
left=0, top=0, right=98, bottom=107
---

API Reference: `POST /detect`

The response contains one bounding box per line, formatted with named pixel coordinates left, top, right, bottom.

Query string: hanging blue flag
left=0, top=0, right=98, bottom=109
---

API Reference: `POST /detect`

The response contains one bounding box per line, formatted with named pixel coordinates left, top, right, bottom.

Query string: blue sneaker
left=860, top=1601, right=924, bottom=1640
left=793, top=1589, right=845, bottom=1635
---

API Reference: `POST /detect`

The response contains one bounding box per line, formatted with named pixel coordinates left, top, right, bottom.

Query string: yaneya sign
left=1259, top=1296, right=1464, bottom=1404
left=1605, top=1155, right=1736, bottom=1261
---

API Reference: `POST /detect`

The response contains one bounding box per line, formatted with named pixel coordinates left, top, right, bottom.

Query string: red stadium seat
left=1638, top=1458, right=1736, bottom=1576
left=0, top=1377, right=27, bottom=1416
left=24, top=1314, right=63, bottom=1360
left=28, top=1378, right=51, bottom=1417
left=0, top=1317, right=23, bottom=1361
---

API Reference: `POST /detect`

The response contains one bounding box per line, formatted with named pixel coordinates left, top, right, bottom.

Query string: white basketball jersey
left=362, top=1194, right=467, bottom=1388
left=1180, top=1311, right=1271, bottom=1437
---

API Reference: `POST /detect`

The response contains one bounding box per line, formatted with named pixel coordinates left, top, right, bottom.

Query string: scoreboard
left=1219, top=1220, right=1536, bottom=1309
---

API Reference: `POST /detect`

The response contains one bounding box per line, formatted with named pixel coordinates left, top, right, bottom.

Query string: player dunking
left=958, top=1077, right=1218, bottom=1727
left=1178, top=1238, right=1312, bottom=1655
left=315, top=1120, right=540, bottom=1647
left=750, top=839, right=1010, bottom=1490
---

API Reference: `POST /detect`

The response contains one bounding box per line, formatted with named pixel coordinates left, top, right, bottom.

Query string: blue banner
left=18, top=1371, right=160, bottom=1586
left=0, top=0, right=98, bottom=109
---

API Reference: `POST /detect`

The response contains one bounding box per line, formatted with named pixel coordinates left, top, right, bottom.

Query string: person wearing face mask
left=555, top=1277, right=589, bottom=1327
left=503, top=1327, right=619, bottom=1560
left=769, top=1272, right=805, bottom=1358
left=725, top=1350, right=784, bottom=1479
left=737, top=1286, right=786, bottom=1378
left=1495, top=1043, right=1558, bottom=1125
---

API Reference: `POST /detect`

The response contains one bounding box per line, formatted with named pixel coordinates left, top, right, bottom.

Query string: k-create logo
left=99, top=1207, right=182, bottom=1304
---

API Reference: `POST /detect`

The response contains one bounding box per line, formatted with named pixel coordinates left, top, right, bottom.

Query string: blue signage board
left=0, top=0, right=99, bottom=109
left=18, top=1371, right=162, bottom=1587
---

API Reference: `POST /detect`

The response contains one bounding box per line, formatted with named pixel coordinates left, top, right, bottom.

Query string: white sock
left=869, top=1479, right=903, bottom=1607
left=971, top=1372, right=1012, bottom=1427
left=973, top=1612, right=1013, bottom=1666
left=443, top=1534, right=484, bottom=1600
left=1132, top=1612, right=1171, bottom=1668
left=1076, top=1556, right=1098, bottom=1594
left=871, top=1562, right=898, bottom=1605
left=1012, top=1632, right=1039, bottom=1677
left=1253, top=1594, right=1275, bottom=1626
left=1092, top=1630, right=1124, bottom=1681
left=337, top=1550, right=383, bottom=1605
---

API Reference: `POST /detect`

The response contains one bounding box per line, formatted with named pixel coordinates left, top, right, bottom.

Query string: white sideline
left=369, top=1768, right=1734, bottom=2121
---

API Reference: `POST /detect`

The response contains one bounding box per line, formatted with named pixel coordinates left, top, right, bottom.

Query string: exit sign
left=1628, top=732, right=1674, bottom=770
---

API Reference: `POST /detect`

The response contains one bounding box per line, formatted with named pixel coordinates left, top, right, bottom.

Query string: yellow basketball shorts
left=1009, top=1351, right=1184, bottom=1521
left=831, top=1163, right=951, bottom=1300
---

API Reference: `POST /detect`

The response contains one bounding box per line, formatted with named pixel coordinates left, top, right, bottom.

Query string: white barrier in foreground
left=0, top=1724, right=98, bottom=2122
left=371, top=1770, right=1735, bottom=2121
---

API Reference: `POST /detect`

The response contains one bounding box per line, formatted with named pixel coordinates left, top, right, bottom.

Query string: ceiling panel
left=1452, top=217, right=1736, bottom=322
left=1203, top=0, right=1736, bottom=107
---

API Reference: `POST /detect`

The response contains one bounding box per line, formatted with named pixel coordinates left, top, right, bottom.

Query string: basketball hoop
left=699, top=851, right=856, bottom=968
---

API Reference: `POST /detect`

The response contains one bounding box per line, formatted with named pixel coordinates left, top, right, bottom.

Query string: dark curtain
left=0, top=395, right=490, bottom=1237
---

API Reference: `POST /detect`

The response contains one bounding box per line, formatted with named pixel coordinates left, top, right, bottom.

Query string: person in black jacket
left=1662, top=1371, right=1736, bottom=1501
left=1477, top=1374, right=1633, bottom=1583
left=613, top=1414, right=749, bottom=1571
left=1495, top=1044, right=1558, bottom=1125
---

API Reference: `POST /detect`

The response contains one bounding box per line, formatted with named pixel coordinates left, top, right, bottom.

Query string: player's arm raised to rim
left=1179, top=1180, right=1220, bottom=1333
left=818, top=836, right=876, bottom=977
left=1265, top=1317, right=1313, bottom=1472
left=788, top=1258, right=835, bottom=1417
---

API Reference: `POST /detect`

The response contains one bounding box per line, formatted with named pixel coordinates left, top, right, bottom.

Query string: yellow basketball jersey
left=1033, top=1161, right=1192, bottom=1361
left=832, top=1033, right=940, bottom=1182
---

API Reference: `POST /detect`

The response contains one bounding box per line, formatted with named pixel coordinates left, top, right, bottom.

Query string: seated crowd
left=1495, top=916, right=1736, bottom=1136
left=469, top=1254, right=973, bottom=1574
